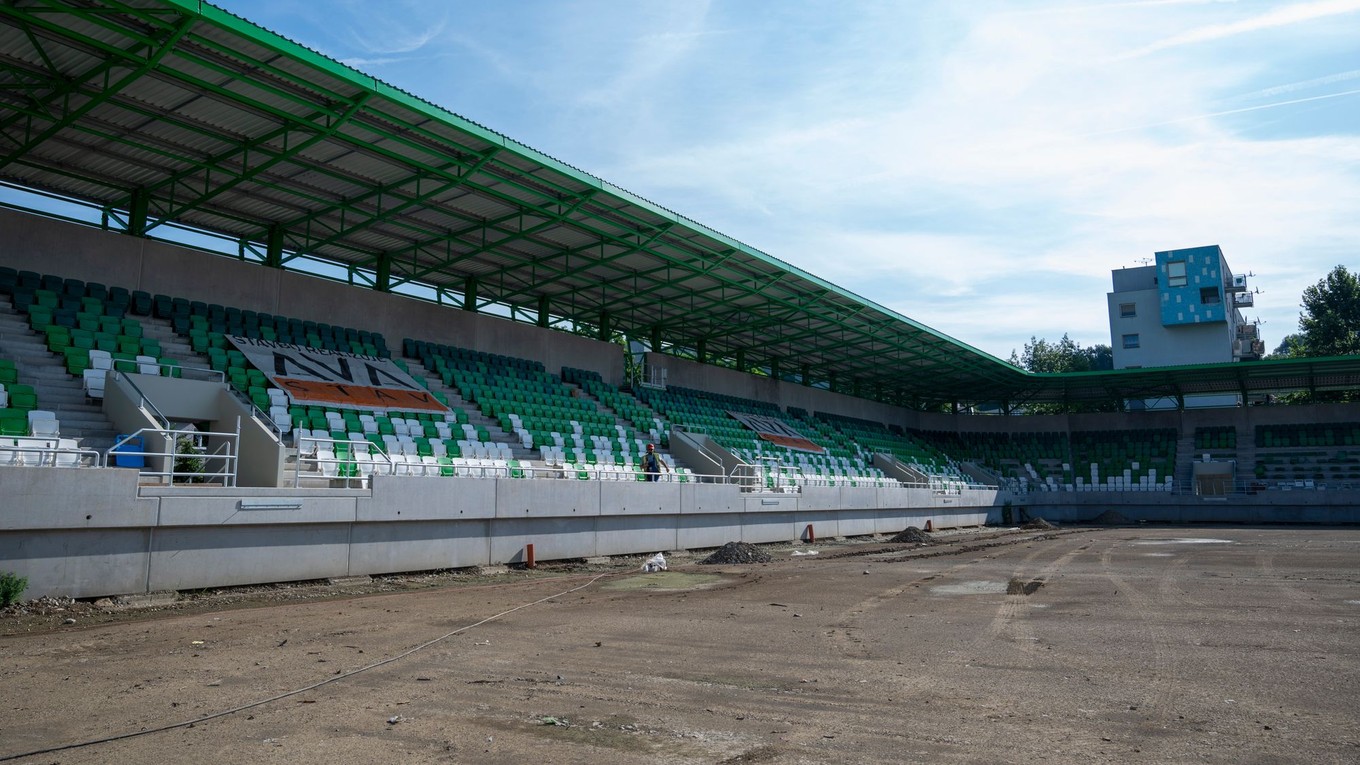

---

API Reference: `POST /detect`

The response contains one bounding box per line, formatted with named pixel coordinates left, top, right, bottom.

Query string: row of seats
left=1257, top=423, right=1360, bottom=448
left=0, top=436, right=84, bottom=466
left=409, top=339, right=649, bottom=453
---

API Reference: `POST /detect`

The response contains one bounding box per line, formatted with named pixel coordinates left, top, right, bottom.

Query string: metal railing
left=104, top=421, right=240, bottom=486
left=110, top=369, right=171, bottom=428
left=293, top=435, right=392, bottom=488
left=0, top=438, right=103, bottom=468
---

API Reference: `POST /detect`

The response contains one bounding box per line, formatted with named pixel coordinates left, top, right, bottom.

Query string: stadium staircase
left=0, top=297, right=118, bottom=450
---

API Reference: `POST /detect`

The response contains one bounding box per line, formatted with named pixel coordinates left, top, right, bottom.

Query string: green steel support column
left=537, top=295, right=550, bottom=327
left=828, top=370, right=837, bottom=392
left=770, top=358, right=781, bottom=382
left=651, top=324, right=662, bottom=354
left=127, top=187, right=149, bottom=237
left=852, top=379, right=861, bottom=398
left=801, top=363, right=811, bottom=386
left=463, top=276, right=477, bottom=312
left=735, top=349, right=745, bottom=372
left=1176, top=392, right=1186, bottom=410
left=696, top=339, right=707, bottom=364
left=265, top=224, right=284, bottom=269
left=599, top=310, right=611, bottom=341
left=375, top=253, right=391, bottom=292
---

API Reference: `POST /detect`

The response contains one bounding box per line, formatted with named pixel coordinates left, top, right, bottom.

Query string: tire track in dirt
left=1153, top=555, right=1209, bottom=611
left=826, top=533, right=1090, bottom=676
left=987, top=539, right=1093, bottom=652
left=1254, top=548, right=1315, bottom=606
left=1096, top=540, right=1184, bottom=717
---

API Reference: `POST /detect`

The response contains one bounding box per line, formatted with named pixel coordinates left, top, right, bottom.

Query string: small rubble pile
left=700, top=542, right=771, bottom=565
left=1090, top=509, right=1130, bottom=525
left=888, top=526, right=934, bottom=544
left=1021, top=518, right=1056, bottom=530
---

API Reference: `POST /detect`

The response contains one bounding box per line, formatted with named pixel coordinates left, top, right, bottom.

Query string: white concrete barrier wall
left=1, top=467, right=1003, bottom=598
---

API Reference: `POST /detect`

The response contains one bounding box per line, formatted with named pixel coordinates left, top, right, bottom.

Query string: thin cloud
left=1081, top=88, right=1360, bottom=136
left=1223, top=68, right=1360, bottom=101
left=1124, top=0, right=1360, bottom=58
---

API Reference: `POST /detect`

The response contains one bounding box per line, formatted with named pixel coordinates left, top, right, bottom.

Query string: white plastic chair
left=83, top=368, right=107, bottom=399
left=271, top=406, right=292, bottom=434
left=135, top=354, right=159, bottom=375
left=0, top=438, right=18, bottom=466
left=88, top=349, right=113, bottom=371
left=316, top=448, right=337, bottom=477
left=28, top=411, right=59, bottom=437
left=53, top=438, right=80, bottom=468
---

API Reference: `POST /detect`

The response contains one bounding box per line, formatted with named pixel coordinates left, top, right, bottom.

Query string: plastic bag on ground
left=641, top=552, right=667, bottom=572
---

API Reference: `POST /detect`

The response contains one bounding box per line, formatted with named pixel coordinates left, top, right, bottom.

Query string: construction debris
left=700, top=542, right=771, bottom=565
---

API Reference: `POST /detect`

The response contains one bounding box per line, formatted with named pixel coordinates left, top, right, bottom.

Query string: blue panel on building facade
left=1156, top=245, right=1226, bottom=326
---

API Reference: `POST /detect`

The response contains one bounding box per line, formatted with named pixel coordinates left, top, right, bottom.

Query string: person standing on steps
left=642, top=443, right=670, bottom=482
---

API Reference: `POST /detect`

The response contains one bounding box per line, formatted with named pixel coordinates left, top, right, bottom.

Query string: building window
left=1200, top=287, right=1220, bottom=304
left=1167, top=260, right=1187, bottom=287
left=1122, top=333, right=1140, bottom=349
left=1119, top=302, right=1136, bottom=318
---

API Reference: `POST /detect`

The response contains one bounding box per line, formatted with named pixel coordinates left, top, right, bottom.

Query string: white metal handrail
left=104, top=422, right=239, bottom=486
left=0, top=439, right=103, bottom=468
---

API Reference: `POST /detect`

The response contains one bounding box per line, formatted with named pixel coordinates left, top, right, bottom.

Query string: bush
left=174, top=435, right=206, bottom=482
left=0, top=572, right=28, bottom=606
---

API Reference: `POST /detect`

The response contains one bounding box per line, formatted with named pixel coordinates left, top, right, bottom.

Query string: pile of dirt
left=888, top=526, right=934, bottom=544
left=700, top=542, right=772, bottom=565
left=1090, top=509, right=1130, bottom=525
left=1021, top=517, right=1056, bottom=530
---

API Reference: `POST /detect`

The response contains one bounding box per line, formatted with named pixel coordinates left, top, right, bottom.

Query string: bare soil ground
left=2, top=526, right=1358, bottom=764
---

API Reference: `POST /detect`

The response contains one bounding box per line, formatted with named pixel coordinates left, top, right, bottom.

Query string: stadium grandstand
left=0, top=0, right=1357, bottom=599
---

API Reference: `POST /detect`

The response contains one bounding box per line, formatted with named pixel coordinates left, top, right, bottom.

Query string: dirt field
left=2, top=526, right=1357, bottom=764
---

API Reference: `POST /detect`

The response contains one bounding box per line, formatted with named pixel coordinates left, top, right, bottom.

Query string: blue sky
left=218, top=0, right=1359, bottom=360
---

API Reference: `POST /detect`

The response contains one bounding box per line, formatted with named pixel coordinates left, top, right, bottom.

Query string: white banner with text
left=727, top=411, right=825, bottom=454
left=228, top=336, right=448, bottom=414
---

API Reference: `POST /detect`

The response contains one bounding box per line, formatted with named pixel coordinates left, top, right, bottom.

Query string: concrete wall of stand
left=0, top=466, right=993, bottom=599
left=0, top=208, right=624, bottom=385
left=1022, top=488, right=1360, bottom=525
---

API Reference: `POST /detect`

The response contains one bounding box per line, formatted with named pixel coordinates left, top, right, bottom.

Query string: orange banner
left=276, top=378, right=448, bottom=412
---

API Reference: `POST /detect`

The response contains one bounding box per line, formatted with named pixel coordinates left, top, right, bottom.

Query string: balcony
left=1234, top=291, right=1254, bottom=308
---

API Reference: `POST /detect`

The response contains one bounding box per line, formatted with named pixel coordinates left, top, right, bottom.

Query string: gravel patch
left=700, top=542, right=772, bottom=565
left=888, top=526, right=934, bottom=544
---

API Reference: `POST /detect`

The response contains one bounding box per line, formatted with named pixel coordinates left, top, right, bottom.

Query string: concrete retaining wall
left=1022, top=488, right=1360, bottom=525
left=0, top=467, right=993, bottom=599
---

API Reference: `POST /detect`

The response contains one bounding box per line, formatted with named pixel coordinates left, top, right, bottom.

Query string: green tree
left=1010, top=334, right=1110, bottom=373
left=1275, top=266, right=1360, bottom=403
left=1270, top=333, right=1303, bottom=358
left=1009, top=334, right=1119, bottom=412
left=1297, top=265, right=1360, bottom=357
